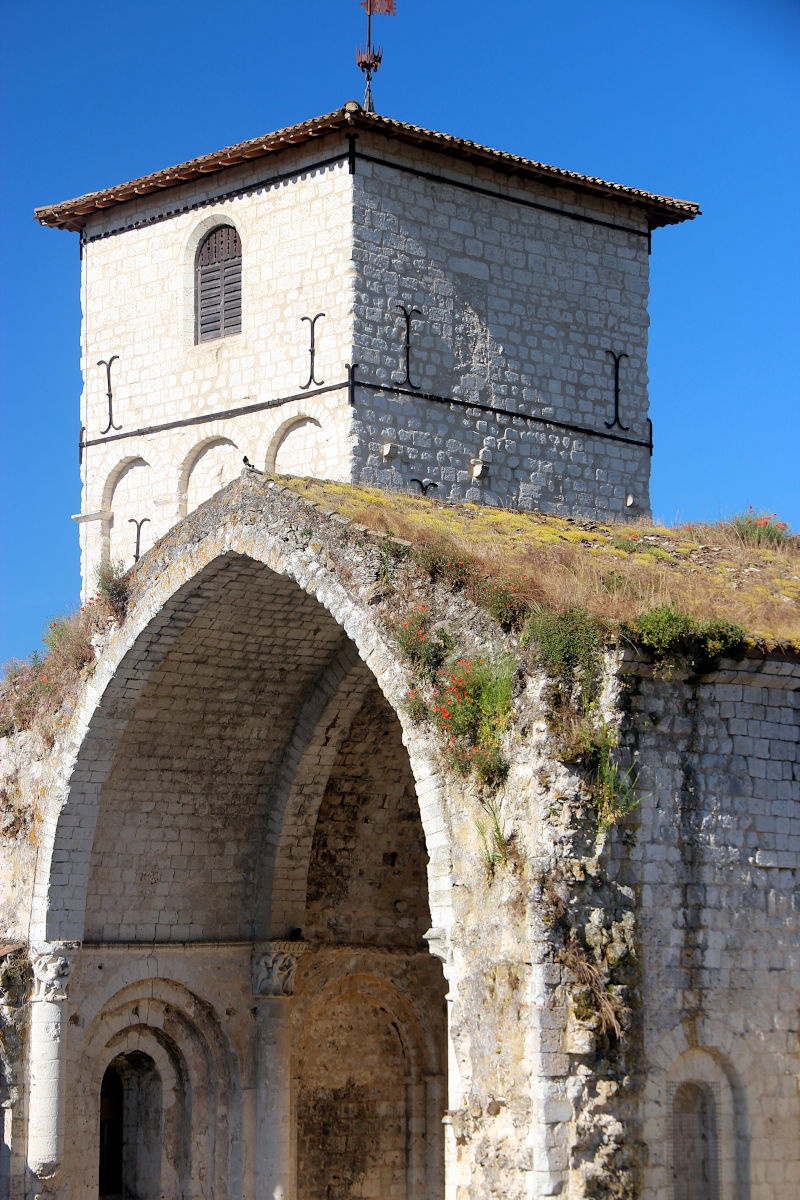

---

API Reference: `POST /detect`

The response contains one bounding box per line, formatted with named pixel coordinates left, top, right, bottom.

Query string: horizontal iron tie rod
left=80, top=381, right=348, bottom=448
left=80, top=377, right=652, bottom=453
left=356, top=379, right=653, bottom=450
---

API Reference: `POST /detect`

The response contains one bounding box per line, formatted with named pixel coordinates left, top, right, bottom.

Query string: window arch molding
left=264, top=414, right=325, bottom=475
left=100, top=455, right=151, bottom=565
left=183, top=213, right=245, bottom=347
left=665, top=1048, right=740, bottom=1200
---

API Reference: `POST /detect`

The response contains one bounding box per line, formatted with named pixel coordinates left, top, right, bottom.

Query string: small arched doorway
left=672, top=1081, right=719, bottom=1200
left=98, top=1052, right=161, bottom=1200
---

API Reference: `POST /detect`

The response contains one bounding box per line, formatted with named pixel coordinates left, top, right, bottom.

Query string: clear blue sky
left=1, top=0, right=798, bottom=665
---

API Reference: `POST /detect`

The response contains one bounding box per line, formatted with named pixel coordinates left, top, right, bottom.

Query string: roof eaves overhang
left=34, top=105, right=700, bottom=233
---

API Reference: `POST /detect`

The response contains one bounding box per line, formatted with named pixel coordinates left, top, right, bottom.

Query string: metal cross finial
left=356, top=0, right=396, bottom=113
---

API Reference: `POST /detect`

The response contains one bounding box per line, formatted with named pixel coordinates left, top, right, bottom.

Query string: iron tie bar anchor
left=300, top=313, right=326, bottom=389
left=346, top=362, right=359, bottom=406
left=128, top=516, right=150, bottom=563
left=394, top=304, right=423, bottom=390
left=98, top=355, right=121, bottom=434
left=604, top=350, right=630, bottom=431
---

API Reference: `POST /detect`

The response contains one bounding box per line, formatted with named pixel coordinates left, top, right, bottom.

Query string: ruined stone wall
left=1, top=479, right=797, bottom=1199
left=0, top=734, right=40, bottom=945
left=351, top=133, right=652, bottom=519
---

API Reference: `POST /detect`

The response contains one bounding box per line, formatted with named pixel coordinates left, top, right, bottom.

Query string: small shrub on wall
left=396, top=611, right=512, bottom=789
left=0, top=560, right=129, bottom=738
left=95, top=557, right=129, bottom=622
left=396, top=608, right=453, bottom=681
left=626, top=604, right=747, bottom=677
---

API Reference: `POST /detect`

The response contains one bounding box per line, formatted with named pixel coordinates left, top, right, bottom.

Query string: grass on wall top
left=1, top=480, right=797, bottom=746
left=279, top=478, right=800, bottom=648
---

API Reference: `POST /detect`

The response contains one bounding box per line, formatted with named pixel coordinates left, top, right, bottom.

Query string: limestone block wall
left=76, top=144, right=355, bottom=595
left=621, top=661, right=800, bottom=1200
left=350, top=132, right=653, bottom=517
left=72, top=123, right=664, bottom=596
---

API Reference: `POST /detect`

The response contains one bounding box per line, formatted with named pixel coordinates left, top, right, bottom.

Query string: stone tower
left=36, top=102, right=697, bottom=594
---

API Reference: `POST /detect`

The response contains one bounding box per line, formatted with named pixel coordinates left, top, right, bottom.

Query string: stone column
left=424, top=1072, right=447, bottom=1200
left=425, top=926, right=464, bottom=1200
left=252, top=942, right=304, bottom=1200
left=26, top=943, right=79, bottom=1199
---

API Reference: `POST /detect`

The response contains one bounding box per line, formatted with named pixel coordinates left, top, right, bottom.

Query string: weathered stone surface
left=1, top=478, right=797, bottom=1198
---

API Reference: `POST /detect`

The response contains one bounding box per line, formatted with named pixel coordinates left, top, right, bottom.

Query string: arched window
left=195, top=225, right=242, bottom=343
left=672, top=1081, right=719, bottom=1200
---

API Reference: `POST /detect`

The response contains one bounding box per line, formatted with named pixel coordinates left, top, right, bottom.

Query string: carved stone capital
left=252, top=941, right=306, bottom=997
left=31, top=943, right=79, bottom=1003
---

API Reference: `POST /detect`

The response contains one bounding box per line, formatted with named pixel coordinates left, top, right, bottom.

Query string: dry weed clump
left=0, top=561, right=129, bottom=739
left=559, top=936, right=630, bottom=1039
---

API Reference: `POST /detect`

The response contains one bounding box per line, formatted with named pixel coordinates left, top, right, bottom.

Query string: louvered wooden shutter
left=195, top=226, right=242, bottom=343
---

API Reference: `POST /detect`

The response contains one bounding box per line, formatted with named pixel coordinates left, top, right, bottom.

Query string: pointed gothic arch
left=26, top=494, right=453, bottom=1199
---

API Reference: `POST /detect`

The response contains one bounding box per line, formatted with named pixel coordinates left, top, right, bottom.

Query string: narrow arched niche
left=296, top=990, right=409, bottom=1200
left=294, top=687, right=447, bottom=1198
left=179, top=437, right=239, bottom=517
left=304, top=687, right=431, bottom=947
left=102, top=457, right=151, bottom=567
left=672, top=1080, right=719, bottom=1200
left=99, top=1052, right=161, bottom=1200
left=267, top=415, right=327, bottom=476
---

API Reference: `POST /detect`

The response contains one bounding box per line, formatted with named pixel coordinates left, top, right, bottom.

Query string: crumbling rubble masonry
left=1, top=475, right=798, bottom=1199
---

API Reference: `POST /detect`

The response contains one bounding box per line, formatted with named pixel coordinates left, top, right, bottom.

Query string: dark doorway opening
left=98, top=1051, right=162, bottom=1199
left=99, top=1065, right=123, bottom=1197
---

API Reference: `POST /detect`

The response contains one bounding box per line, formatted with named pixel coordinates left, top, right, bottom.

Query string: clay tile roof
left=34, top=104, right=699, bottom=233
